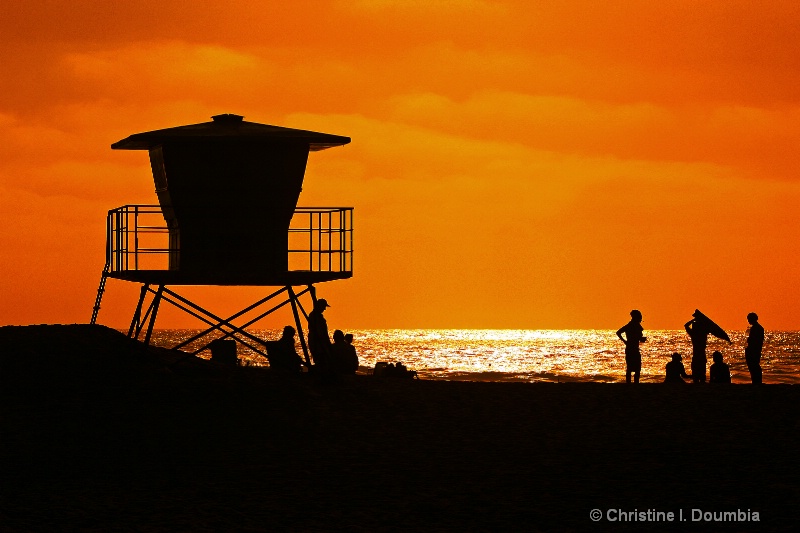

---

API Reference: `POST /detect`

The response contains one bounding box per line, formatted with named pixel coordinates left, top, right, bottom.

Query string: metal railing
left=289, top=207, right=353, bottom=273
left=105, top=205, right=353, bottom=274
left=107, top=205, right=174, bottom=272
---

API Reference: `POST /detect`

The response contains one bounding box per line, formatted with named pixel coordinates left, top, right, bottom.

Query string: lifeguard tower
left=90, top=114, right=353, bottom=364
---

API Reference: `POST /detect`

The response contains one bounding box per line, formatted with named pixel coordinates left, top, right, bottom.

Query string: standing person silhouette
left=684, top=317, right=710, bottom=383
left=745, top=312, right=764, bottom=384
left=343, top=333, right=359, bottom=375
left=307, top=299, right=332, bottom=371
left=616, top=310, right=646, bottom=383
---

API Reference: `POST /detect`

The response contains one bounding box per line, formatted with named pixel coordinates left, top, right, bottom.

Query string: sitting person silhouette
left=330, top=329, right=351, bottom=374
left=709, top=351, right=731, bottom=384
left=664, top=353, right=691, bottom=383
left=373, top=361, right=418, bottom=379
left=263, top=325, right=304, bottom=374
left=343, top=333, right=359, bottom=375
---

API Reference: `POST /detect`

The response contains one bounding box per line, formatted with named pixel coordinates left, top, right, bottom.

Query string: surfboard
left=692, top=309, right=732, bottom=343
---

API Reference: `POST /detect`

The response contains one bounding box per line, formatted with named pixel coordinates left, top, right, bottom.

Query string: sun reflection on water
left=149, top=329, right=800, bottom=384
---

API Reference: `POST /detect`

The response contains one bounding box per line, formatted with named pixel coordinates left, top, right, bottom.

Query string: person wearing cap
left=616, top=309, right=646, bottom=383
left=307, top=298, right=332, bottom=370
left=664, top=353, right=691, bottom=383
left=709, top=351, right=731, bottom=384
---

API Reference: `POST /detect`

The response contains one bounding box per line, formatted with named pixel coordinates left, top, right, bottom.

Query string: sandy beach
left=2, top=324, right=798, bottom=531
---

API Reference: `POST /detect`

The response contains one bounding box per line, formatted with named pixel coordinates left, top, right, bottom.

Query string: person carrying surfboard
left=684, top=309, right=732, bottom=384
left=684, top=317, right=710, bottom=383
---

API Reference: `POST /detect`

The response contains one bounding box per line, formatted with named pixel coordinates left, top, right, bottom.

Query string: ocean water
left=149, top=329, right=800, bottom=384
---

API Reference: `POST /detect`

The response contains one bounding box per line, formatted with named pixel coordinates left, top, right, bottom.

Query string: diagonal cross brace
left=169, top=286, right=291, bottom=351
left=192, top=286, right=314, bottom=351
left=129, top=285, right=318, bottom=364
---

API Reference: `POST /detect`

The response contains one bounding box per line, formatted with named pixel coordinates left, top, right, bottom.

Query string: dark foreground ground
left=1, top=325, right=799, bottom=532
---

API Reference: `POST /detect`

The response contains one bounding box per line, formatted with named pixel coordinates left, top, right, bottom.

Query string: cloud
left=63, top=41, right=266, bottom=101
left=380, top=91, right=800, bottom=180
left=344, top=0, right=503, bottom=13
left=283, top=111, right=800, bottom=327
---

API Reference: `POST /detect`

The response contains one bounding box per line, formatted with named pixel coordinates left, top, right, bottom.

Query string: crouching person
left=264, top=326, right=304, bottom=375
left=331, top=330, right=358, bottom=375
left=709, top=351, right=731, bottom=384
left=664, top=353, right=691, bottom=383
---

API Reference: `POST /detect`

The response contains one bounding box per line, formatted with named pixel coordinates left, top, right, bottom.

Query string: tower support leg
left=289, top=286, right=312, bottom=366
left=308, top=284, right=318, bottom=308
left=128, top=284, right=150, bottom=338
left=143, top=285, right=164, bottom=346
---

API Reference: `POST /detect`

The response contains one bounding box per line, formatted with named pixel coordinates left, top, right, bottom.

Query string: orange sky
left=2, top=0, right=800, bottom=331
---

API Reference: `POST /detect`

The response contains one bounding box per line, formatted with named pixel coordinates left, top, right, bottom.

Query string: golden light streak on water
left=149, top=329, right=800, bottom=384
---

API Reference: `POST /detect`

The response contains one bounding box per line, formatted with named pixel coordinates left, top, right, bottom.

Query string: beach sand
left=2, top=325, right=798, bottom=531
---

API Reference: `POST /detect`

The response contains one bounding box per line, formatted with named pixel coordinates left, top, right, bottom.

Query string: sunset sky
left=1, top=1, right=799, bottom=331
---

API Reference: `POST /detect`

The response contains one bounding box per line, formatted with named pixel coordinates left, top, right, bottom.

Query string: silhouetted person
left=664, top=353, right=691, bottom=383
left=330, top=329, right=353, bottom=375
left=745, top=312, right=764, bottom=384
left=709, top=350, right=731, bottom=384
left=398, top=362, right=417, bottom=378
left=344, top=333, right=359, bottom=374
left=308, top=298, right=332, bottom=371
left=685, top=317, right=710, bottom=383
left=209, top=338, right=238, bottom=366
left=374, top=361, right=417, bottom=379
left=616, top=309, right=646, bottom=383
left=264, top=325, right=303, bottom=374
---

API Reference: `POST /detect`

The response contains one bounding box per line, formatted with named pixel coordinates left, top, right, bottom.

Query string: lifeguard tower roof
left=111, top=114, right=351, bottom=151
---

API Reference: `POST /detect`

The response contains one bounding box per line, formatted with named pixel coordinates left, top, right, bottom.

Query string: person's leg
left=753, top=360, right=763, bottom=384
left=625, top=355, right=632, bottom=383
left=746, top=358, right=759, bottom=384
left=634, top=370, right=640, bottom=383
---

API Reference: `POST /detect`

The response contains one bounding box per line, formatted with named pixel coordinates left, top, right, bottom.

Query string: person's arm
left=320, top=317, right=332, bottom=346
left=616, top=326, right=627, bottom=345
left=681, top=364, right=691, bottom=379
left=684, top=320, right=693, bottom=335
left=755, top=324, right=765, bottom=345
